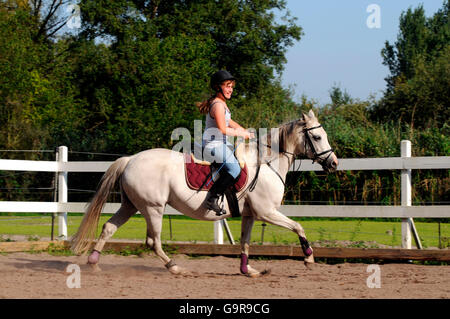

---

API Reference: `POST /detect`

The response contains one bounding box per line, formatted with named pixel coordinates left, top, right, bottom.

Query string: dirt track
left=0, top=252, right=449, bottom=299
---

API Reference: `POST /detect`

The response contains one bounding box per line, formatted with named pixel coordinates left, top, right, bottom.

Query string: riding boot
left=205, top=171, right=237, bottom=215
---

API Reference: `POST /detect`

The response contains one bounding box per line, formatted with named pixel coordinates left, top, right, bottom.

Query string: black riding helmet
left=210, top=70, right=235, bottom=99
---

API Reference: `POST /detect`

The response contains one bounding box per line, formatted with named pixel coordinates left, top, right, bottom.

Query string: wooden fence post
left=58, top=146, right=68, bottom=240
left=401, top=140, right=412, bottom=249
left=214, top=220, right=223, bottom=244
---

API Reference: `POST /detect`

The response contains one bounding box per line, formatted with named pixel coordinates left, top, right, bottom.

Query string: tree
left=0, top=4, right=84, bottom=201
left=78, top=0, right=302, bottom=97
left=0, top=4, right=83, bottom=154
left=381, top=1, right=449, bottom=91
left=376, top=46, right=450, bottom=129
left=328, top=84, right=353, bottom=109
left=2, top=0, right=79, bottom=43
left=0, top=0, right=303, bottom=156
left=373, top=1, right=450, bottom=128
left=64, top=0, right=303, bottom=153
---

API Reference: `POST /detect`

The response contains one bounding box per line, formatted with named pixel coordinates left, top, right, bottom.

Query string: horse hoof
left=247, top=272, right=259, bottom=278
left=304, top=254, right=315, bottom=269
left=88, top=263, right=102, bottom=272
left=168, top=265, right=189, bottom=276
left=243, top=266, right=271, bottom=278
left=304, top=254, right=315, bottom=263
left=304, top=260, right=315, bottom=270
left=246, top=269, right=271, bottom=278
left=306, top=261, right=315, bottom=268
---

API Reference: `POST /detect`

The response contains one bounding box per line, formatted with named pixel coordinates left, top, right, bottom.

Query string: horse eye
left=313, top=135, right=321, bottom=141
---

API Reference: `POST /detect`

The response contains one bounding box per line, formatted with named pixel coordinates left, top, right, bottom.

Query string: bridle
left=261, top=124, right=334, bottom=166
left=240, top=123, right=334, bottom=196
left=303, top=125, right=334, bottom=165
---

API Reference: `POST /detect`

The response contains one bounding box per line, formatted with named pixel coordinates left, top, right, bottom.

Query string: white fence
left=0, top=141, right=449, bottom=249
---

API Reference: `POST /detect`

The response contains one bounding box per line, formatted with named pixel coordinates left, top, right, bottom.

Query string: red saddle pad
left=184, top=153, right=248, bottom=192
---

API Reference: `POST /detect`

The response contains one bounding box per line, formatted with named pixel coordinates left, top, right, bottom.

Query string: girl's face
left=219, top=80, right=235, bottom=99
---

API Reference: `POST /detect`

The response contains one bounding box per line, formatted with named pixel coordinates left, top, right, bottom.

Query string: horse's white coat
left=75, top=111, right=338, bottom=276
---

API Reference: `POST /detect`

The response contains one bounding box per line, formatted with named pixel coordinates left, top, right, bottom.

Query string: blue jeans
left=203, top=142, right=241, bottom=179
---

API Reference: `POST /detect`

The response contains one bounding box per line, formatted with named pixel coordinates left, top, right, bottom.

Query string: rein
left=238, top=123, right=334, bottom=198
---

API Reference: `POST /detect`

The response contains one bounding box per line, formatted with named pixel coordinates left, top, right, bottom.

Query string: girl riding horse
left=197, top=70, right=254, bottom=215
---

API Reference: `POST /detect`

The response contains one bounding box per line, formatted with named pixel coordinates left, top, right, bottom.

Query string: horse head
left=285, top=110, right=338, bottom=173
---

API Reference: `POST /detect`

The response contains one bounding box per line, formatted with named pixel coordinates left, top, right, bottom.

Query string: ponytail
left=196, top=95, right=216, bottom=114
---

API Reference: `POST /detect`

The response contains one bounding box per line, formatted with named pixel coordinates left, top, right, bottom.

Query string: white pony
left=71, top=110, right=338, bottom=277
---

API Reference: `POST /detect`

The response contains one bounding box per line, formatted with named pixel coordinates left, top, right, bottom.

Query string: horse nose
left=331, top=156, right=339, bottom=169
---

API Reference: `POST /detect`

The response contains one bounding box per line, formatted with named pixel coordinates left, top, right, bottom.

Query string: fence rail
left=2, top=157, right=448, bottom=172
left=0, top=202, right=448, bottom=218
left=0, top=142, right=449, bottom=249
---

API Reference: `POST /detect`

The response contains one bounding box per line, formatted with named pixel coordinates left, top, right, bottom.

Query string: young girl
left=197, top=70, right=253, bottom=215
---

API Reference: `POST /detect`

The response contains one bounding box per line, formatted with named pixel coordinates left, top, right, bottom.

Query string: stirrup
left=215, top=209, right=226, bottom=216
left=206, top=195, right=226, bottom=216
left=215, top=195, right=226, bottom=216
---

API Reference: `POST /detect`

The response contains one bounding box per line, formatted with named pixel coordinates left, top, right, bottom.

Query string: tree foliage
left=79, top=0, right=302, bottom=96
left=0, top=5, right=81, bottom=157
left=0, top=0, right=302, bottom=155
left=0, top=1, right=447, bottom=207
left=373, top=1, right=450, bottom=128
left=67, top=0, right=302, bottom=153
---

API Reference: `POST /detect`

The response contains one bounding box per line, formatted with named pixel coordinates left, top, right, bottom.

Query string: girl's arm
left=211, top=102, right=252, bottom=139
left=228, top=118, right=245, bottom=131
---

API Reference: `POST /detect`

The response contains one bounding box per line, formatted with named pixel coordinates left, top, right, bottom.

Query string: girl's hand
left=242, top=130, right=255, bottom=140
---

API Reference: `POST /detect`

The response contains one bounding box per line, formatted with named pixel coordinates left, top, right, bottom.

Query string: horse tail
left=70, top=156, right=132, bottom=255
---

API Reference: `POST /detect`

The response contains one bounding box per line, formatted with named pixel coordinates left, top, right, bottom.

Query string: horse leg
left=87, top=202, right=137, bottom=268
left=142, top=213, right=157, bottom=254
left=259, top=208, right=315, bottom=266
left=145, top=229, right=154, bottom=249
left=239, top=215, right=268, bottom=277
left=141, top=206, right=187, bottom=275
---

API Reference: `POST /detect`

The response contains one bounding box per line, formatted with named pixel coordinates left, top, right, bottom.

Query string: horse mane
left=265, top=119, right=305, bottom=153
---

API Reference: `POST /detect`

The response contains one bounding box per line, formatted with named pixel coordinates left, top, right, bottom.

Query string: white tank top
left=202, top=101, right=231, bottom=146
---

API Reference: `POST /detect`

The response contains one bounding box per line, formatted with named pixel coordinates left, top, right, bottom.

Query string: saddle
left=184, top=153, right=248, bottom=192
left=184, top=144, right=248, bottom=217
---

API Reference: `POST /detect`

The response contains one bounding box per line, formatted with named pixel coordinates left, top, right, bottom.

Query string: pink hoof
left=88, top=250, right=100, bottom=264
left=240, top=253, right=248, bottom=274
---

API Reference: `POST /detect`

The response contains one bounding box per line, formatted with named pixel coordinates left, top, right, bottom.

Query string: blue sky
left=280, top=0, right=445, bottom=105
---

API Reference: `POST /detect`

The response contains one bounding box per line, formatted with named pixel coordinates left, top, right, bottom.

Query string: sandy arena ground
left=0, top=253, right=450, bottom=299
left=0, top=252, right=448, bottom=299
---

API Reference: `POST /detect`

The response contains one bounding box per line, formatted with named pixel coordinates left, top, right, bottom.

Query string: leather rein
left=239, top=124, right=333, bottom=198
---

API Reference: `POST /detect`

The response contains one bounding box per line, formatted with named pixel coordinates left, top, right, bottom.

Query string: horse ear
left=302, top=113, right=310, bottom=122
left=308, top=109, right=315, bottom=119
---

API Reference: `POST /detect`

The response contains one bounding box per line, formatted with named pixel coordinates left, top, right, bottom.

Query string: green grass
left=0, top=214, right=448, bottom=248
